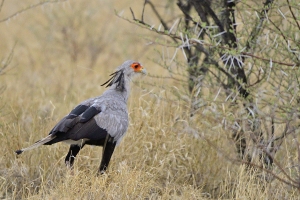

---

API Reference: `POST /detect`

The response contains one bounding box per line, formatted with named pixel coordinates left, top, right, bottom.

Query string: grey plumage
left=15, top=60, right=146, bottom=174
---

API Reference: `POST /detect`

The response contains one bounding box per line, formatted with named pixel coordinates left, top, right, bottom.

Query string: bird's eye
left=131, top=62, right=142, bottom=72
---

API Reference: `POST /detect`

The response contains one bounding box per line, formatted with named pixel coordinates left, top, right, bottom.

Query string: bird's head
left=118, top=60, right=147, bottom=77
left=101, top=60, right=147, bottom=90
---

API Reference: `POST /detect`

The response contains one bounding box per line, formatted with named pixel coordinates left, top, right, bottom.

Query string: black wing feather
left=49, top=117, right=80, bottom=133
left=69, top=118, right=107, bottom=141
left=50, top=104, right=89, bottom=133
left=45, top=105, right=106, bottom=145
left=47, top=118, right=107, bottom=145
left=50, top=106, right=101, bottom=134
left=66, top=105, right=89, bottom=119
left=79, top=106, right=101, bottom=123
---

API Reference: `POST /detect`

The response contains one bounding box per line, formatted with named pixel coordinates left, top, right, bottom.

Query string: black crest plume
left=101, top=70, right=125, bottom=91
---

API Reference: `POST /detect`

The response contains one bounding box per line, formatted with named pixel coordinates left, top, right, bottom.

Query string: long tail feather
left=15, top=135, right=56, bottom=155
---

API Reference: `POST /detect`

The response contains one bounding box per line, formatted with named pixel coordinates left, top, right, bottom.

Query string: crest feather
left=101, top=69, right=125, bottom=90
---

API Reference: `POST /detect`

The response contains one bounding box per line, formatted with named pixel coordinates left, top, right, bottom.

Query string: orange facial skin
left=131, top=62, right=143, bottom=72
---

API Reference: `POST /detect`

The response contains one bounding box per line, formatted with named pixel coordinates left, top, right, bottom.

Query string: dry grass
left=0, top=0, right=299, bottom=199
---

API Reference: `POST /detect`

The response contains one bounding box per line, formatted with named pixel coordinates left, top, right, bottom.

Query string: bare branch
left=268, top=18, right=300, bottom=63
left=0, top=0, right=5, bottom=13
left=145, top=0, right=169, bottom=31
left=203, top=134, right=300, bottom=189
left=129, top=7, right=137, bottom=21
left=0, top=0, right=67, bottom=23
left=242, top=52, right=297, bottom=67
left=287, top=0, right=300, bottom=31
left=126, top=11, right=299, bottom=69
left=141, top=0, right=147, bottom=22
left=0, top=42, right=16, bottom=76
left=245, top=0, right=274, bottom=51
left=177, top=0, right=206, bottom=37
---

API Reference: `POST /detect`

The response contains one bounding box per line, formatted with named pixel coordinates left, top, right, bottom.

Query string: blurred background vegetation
left=0, top=0, right=299, bottom=199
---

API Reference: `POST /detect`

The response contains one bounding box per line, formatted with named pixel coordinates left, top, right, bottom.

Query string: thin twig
left=0, top=42, right=16, bottom=75
left=130, top=7, right=136, bottom=20
left=245, top=0, right=274, bottom=51
left=122, top=9, right=298, bottom=67
left=286, top=0, right=300, bottom=31
left=147, top=74, right=186, bottom=82
left=0, top=0, right=66, bottom=23
left=242, top=52, right=296, bottom=67
left=177, top=1, right=206, bottom=37
left=268, top=17, right=300, bottom=63
left=0, top=0, right=5, bottom=13
left=146, top=0, right=169, bottom=30
left=202, top=133, right=299, bottom=188
left=261, top=147, right=299, bottom=185
left=141, top=0, right=147, bottom=22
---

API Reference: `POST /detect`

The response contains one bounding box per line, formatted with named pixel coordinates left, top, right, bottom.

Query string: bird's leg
left=98, top=134, right=116, bottom=175
left=65, top=144, right=84, bottom=168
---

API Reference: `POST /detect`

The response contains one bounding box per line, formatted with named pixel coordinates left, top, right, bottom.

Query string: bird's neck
left=108, top=78, right=130, bottom=102
left=118, top=84, right=130, bottom=102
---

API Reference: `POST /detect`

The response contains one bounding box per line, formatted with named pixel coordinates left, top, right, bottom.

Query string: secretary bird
left=15, top=60, right=146, bottom=174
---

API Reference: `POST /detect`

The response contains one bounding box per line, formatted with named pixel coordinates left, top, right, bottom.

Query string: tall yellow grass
left=0, top=0, right=298, bottom=199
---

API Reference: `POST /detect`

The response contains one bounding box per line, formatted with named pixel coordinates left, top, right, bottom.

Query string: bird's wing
left=49, top=104, right=90, bottom=134
left=46, top=96, right=128, bottom=145
left=49, top=104, right=98, bottom=133
left=15, top=101, right=103, bottom=153
left=94, top=101, right=129, bottom=143
left=49, top=97, right=96, bottom=134
left=45, top=99, right=108, bottom=144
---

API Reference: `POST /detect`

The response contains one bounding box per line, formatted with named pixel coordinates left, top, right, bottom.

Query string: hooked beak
left=140, top=68, right=147, bottom=75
